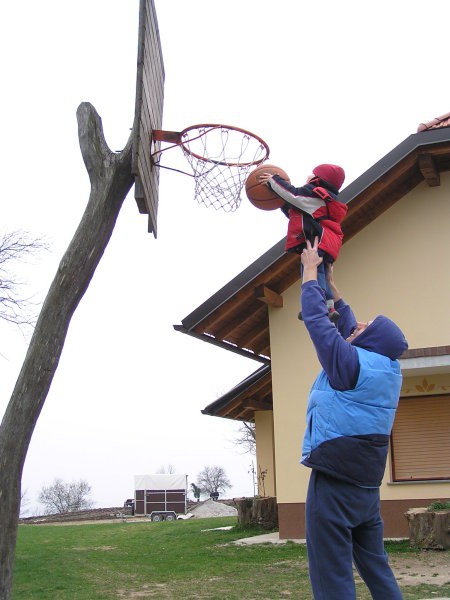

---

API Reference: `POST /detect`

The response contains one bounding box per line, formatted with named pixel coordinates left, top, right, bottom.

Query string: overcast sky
left=1, top=0, right=449, bottom=514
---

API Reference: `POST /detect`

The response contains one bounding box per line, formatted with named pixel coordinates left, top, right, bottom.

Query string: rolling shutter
left=391, top=395, right=450, bottom=481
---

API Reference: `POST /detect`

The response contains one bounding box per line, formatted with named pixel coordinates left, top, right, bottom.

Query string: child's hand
left=258, top=172, right=274, bottom=186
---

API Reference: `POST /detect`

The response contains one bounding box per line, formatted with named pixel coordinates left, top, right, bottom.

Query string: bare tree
left=197, top=466, right=231, bottom=497
left=38, top=478, right=93, bottom=514
left=232, top=422, right=256, bottom=455
left=0, top=102, right=134, bottom=599
left=0, top=230, right=48, bottom=329
left=156, top=464, right=176, bottom=474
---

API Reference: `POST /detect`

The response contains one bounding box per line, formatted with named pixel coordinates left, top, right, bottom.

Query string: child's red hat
left=313, top=164, right=345, bottom=191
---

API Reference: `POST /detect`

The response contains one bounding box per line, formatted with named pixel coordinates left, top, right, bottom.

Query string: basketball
left=245, top=164, right=290, bottom=210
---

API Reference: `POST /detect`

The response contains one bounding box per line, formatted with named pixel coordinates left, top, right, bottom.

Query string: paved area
left=234, top=532, right=409, bottom=546
left=233, top=531, right=305, bottom=545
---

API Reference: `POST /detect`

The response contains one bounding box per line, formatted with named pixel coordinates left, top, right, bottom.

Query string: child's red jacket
left=268, top=176, right=348, bottom=261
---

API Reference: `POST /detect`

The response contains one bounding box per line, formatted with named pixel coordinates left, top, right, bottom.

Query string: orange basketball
left=245, top=164, right=290, bottom=210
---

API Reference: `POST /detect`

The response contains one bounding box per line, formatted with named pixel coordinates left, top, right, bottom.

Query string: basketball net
left=152, top=124, right=269, bottom=212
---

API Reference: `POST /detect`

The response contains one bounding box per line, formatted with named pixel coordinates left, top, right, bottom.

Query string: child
left=259, top=164, right=347, bottom=322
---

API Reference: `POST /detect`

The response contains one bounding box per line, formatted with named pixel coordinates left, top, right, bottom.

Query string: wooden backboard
left=132, top=0, right=165, bottom=237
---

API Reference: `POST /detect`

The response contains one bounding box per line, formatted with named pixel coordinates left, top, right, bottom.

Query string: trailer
left=134, top=474, right=188, bottom=521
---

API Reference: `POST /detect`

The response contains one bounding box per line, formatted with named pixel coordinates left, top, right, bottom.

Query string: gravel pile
left=189, top=499, right=237, bottom=518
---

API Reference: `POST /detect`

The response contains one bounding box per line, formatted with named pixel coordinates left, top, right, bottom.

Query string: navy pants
left=306, top=470, right=403, bottom=599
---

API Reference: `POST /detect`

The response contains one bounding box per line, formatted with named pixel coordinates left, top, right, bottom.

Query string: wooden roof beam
left=228, top=404, right=256, bottom=420
left=216, top=390, right=272, bottom=420
left=254, top=284, right=283, bottom=308
left=344, top=152, right=418, bottom=221
left=211, top=304, right=267, bottom=341
left=244, top=399, right=273, bottom=411
left=197, top=293, right=259, bottom=332
left=239, top=324, right=269, bottom=352
left=245, top=379, right=272, bottom=398
left=254, top=339, right=271, bottom=358
left=343, top=172, right=423, bottom=241
left=216, top=407, right=253, bottom=421
left=418, top=153, right=440, bottom=187
left=219, top=397, right=246, bottom=417
left=197, top=254, right=297, bottom=331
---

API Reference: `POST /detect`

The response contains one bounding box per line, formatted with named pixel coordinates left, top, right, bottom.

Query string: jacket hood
left=352, top=315, right=408, bottom=359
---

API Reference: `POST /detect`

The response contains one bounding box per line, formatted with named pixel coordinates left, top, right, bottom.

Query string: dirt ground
left=114, top=552, right=450, bottom=598
left=388, top=550, right=449, bottom=586
left=233, top=532, right=449, bottom=589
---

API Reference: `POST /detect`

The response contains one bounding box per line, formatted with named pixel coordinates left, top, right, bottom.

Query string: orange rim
left=178, top=123, right=270, bottom=167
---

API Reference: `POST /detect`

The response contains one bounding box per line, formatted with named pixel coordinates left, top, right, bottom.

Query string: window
left=390, top=395, right=450, bottom=481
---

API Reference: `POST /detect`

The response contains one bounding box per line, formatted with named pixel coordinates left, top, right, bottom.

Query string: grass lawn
left=12, top=516, right=450, bottom=599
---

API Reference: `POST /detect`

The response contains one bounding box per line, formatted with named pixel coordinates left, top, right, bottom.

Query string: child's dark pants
left=306, top=470, right=403, bottom=599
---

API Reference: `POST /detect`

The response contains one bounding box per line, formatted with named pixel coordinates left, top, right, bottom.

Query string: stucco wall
left=254, top=411, right=276, bottom=497
left=269, top=174, right=450, bottom=506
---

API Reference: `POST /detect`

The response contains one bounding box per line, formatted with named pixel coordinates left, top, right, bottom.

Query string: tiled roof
left=417, top=112, right=450, bottom=132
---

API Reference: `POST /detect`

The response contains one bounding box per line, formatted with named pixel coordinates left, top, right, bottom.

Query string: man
left=300, top=238, right=408, bottom=600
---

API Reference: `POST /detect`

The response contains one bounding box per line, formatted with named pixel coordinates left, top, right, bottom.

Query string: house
left=175, top=113, right=450, bottom=539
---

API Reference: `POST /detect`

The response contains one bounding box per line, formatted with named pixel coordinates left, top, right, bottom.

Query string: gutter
left=173, top=325, right=270, bottom=365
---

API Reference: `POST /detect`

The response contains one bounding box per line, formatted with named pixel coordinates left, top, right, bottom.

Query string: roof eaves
left=177, top=237, right=286, bottom=332
left=173, top=324, right=270, bottom=364
left=339, top=128, right=450, bottom=204
left=201, top=363, right=271, bottom=416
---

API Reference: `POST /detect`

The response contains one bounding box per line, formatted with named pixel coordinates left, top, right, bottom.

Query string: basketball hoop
left=152, top=124, right=270, bottom=212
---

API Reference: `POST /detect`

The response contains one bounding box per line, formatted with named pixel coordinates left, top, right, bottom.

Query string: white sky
left=1, top=0, right=449, bottom=513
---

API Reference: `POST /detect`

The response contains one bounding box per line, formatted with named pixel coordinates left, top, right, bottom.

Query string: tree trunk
left=234, top=497, right=254, bottom=526
left=252, top=496, right=278, bottom=530
left=405, top=508, right=450, bottom=550
left=234, top=496, right=278, bottom=531
left=0, top=103, right=134, bottom=599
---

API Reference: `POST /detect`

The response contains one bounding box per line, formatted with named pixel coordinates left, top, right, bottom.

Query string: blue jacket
left=300, top=281, right=408, bottom=487
left=301, top=346, right=403, bottom=486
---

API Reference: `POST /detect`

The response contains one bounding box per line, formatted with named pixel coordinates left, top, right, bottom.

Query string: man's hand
left=301, top=238, right=322, bottom=283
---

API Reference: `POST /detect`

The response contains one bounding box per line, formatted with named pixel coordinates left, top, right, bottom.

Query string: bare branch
left=38, top=478, right=93, bottom=514
left=76, top=103, right=113, bottom=181
left=231, top=422, right=256, bottom=455
left=0, top=230, right=49, bottom=329
left=156, top=464, right=176, bottom=474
